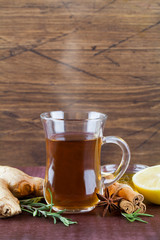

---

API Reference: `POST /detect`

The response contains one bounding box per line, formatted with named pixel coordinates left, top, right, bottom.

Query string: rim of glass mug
left=40, top=111, right=108, bottom=121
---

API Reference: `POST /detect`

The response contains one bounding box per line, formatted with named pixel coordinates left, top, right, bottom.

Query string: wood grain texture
left=0, top=0, right=160, bottom=167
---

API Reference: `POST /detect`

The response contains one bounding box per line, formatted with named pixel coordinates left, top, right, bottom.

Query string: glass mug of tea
left=40, top=111, right=130, bottom=213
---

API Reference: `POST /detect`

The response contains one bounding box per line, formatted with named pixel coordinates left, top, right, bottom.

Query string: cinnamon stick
left=108, top=182, right=144, bottom=205
left=134, top=202, right=146, bottom=213
left=104, top=174, right=146, bottom=214
left=119, top=199, right=135, bottom=214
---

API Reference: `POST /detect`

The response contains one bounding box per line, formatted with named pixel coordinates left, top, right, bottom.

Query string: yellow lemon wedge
left=132, top=165, right=160, bottom=205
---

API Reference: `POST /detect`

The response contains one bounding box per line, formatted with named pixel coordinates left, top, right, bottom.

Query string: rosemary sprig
left=20, top=190, right=77, bottom=227
left=121, top=209, right=154, bottom=223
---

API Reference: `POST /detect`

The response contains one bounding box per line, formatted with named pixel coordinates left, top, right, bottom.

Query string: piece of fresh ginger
left=0, top=178, right=21, bottom=218
left=0, top=166, right=44, bottom=218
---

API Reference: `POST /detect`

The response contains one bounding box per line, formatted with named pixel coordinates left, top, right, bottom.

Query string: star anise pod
left=96, top=187, right=123, bottom=217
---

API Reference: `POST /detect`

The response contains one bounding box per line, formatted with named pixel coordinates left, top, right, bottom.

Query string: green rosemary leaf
left=121, top=209, right=154, bottom=224
left=40, top=210, right=48, bottom=217
left=29, top=203, right=46, bottom=207
left=135, top=213, right=154, bottom=217
left=132, top=209, right=141, bottom=216
left=57, top=210, right=66, bottom=214
left=134, top=217, right=148, bottom=224
left=126, top=218, right=136, bottom=223
left=21, top=208, right=33, bottom=215
left=33, top=209, right=38, bottom=217
left=22, top=205, right=33, bottom=210
left=53, top=216, right=57, bottom=224
left=66, top=219, right=78, bottom=225
left=47, top=212, right=60, bottom=218
left=59, top=217, right=70, bottom=227
left=20, top=197, right=43, bottom=205
left=48, top=188, right=54, bottom=213
left=20, top=189, right=77, bottom=226
left=122, top=212, right=134, bottom=219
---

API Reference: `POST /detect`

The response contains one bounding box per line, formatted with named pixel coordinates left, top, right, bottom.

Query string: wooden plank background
left=0, top=0, right=160, bottom=167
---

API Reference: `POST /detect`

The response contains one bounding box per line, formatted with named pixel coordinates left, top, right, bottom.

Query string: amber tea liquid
left=44, top=132, right=102, bottom=211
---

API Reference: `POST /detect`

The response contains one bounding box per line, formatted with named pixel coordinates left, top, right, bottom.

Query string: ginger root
left=0, top=166, right=44, bottom=218
left=0, top=179, right=21, bottom=218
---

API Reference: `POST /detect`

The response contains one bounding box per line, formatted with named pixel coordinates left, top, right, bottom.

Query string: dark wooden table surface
left=0, top=166, right=160, bottom=240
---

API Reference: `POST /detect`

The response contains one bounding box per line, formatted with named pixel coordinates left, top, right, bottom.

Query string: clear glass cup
left=40, top=111, right=131, bottom=213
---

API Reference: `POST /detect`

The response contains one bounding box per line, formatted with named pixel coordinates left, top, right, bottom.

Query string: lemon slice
left=132, top=165, right=160, bottom=205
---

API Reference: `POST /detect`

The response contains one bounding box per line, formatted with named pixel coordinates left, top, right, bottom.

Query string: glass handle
left=101, top=136, right=131, bottom=187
